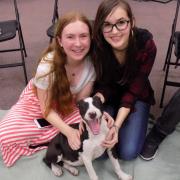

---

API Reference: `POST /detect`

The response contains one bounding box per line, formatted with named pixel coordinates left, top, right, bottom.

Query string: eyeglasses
left=102, top=20, right=130, bottom=33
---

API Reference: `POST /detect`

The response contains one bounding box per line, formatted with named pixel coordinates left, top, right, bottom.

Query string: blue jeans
left=104, top=101, right=150, bottom=160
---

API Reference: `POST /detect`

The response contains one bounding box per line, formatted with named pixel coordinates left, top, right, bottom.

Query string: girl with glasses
left=93, top=0, right=157, bottom=160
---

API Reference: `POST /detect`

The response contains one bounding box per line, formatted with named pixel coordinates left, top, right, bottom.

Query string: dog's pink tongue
left=89, top=120, right=100, bottom=135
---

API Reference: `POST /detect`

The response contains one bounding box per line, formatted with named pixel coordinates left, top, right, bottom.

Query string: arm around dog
left=37, top=87, right=81, bottom=150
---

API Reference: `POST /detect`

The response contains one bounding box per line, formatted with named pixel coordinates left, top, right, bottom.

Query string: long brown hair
left=38, top=12, right=92, bottom=116
left=93, top=0, right=137, bottom=85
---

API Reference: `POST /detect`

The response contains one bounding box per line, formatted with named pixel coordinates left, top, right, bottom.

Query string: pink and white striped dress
left=0, top=53, right=96, bottom=167
left=0, top=80, right=82, bottom=167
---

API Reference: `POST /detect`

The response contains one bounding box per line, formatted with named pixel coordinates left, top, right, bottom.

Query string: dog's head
left=77, top=96, right=103, bottom=135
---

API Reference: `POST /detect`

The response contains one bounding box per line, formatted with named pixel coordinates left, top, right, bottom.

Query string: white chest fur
left=64, top=120, right=109, bottom=166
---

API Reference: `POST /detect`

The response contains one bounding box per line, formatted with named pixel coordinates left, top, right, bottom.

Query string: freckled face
left=59, top=20, right=91, bottom=63
left=102, top=6, right=131, bottom=51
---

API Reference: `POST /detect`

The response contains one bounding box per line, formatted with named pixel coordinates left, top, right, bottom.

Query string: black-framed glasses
left=102, top=19, right=130, bottom=33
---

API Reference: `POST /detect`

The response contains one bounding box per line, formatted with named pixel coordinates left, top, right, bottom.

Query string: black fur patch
left=44, top=123, right=89, bottom=165
left=92, top=96, right=103, bottom=113
left=110, top=143, right=119, bottom=159
left=77, top=101, right=89, bottom=119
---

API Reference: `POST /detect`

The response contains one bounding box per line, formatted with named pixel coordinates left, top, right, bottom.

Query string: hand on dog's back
left=66, top=126, right=81, bottom=150
left=78, top=120, right=85, bottom=135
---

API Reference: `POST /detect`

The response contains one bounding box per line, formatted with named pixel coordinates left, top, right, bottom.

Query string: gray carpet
left=1, top=110, right=180, bottom=180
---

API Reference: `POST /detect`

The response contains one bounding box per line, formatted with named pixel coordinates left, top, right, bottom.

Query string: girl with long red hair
left=0, top=11, right=95, bottom=167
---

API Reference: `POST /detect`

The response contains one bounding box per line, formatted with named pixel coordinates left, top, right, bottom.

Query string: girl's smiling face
left=58, top=20, right=91, bottom=64
left=102, top=6, right=132, bottom=51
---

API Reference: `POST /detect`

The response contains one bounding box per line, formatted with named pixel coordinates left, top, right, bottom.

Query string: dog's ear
left=93, top=96, right=103, bottom=112
left=93, top=96, right=102, bottom=103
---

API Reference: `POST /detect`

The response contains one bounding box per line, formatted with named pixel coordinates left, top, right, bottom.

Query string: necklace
left=65, top=61, right=85, bottom=85
left=68, top=71, right=78, bottom=78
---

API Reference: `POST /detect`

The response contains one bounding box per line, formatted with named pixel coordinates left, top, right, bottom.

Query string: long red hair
left=37, top=12, right=92, bottom=117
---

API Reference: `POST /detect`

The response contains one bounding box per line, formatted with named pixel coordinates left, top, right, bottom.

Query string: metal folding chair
left=46, top=0, right=59, bottom=42
left=0, top=0, right=28, bottom=84
left=160, top=0, right=180, bottom=107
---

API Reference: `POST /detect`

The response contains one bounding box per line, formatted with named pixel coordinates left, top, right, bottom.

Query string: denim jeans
left=104, top=101, right=150, bottom=160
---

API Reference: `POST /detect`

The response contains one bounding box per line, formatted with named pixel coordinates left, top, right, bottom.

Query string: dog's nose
left=88, top=112, right=97, bottom=119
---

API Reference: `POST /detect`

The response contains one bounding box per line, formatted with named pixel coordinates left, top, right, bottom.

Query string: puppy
left=31, top=96, right=132, bottom=180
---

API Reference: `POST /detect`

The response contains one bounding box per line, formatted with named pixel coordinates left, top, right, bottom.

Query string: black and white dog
left=31, top=96, right=132, bottom=180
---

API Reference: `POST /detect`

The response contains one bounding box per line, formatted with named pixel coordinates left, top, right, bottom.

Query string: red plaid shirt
left=93, top=28, right=157, bottom=110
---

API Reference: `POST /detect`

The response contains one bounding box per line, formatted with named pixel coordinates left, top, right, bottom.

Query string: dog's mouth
left=88, top=119, right=100, bottom=135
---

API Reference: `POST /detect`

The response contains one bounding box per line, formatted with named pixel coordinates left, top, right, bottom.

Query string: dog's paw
left=63, top=163, right=79, bottom=176
left=51, top=163, right=63, bottom=176
left=90, top=175, right=98, bottom=180
left=67, top=166, right=79, bottom=176
left=120, top=173, right=133, bottom=180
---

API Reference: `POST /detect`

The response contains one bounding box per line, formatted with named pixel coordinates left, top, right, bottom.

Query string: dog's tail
left=29, top=142, right=49, bottom=149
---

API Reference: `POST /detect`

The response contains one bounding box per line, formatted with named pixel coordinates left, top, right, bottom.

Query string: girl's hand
left=102, top=112, right=114, bottom=128
left=79, top=120, right=85, bottom=135
left=102, top=126, right=118, bottom=149
left=66, top=127, right=81, bottom=150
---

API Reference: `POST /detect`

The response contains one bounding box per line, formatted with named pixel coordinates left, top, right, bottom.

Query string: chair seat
left=174, top=31, right=180, bottom=59
left=47, top=24, right=55, bottom=38
left=0, top=0, right=28, bottom=84
left=0, top=20, right=17, bottom=42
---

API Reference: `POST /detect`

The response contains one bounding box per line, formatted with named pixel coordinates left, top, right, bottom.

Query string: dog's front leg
left=107, top=149, right=133, bottom=180
left=80, top=154, right=98, bottom=180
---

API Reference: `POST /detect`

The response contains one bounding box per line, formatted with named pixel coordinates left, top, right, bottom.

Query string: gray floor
left=0, top=0, right=180, bottom=179
left=0, top=110, right=180, bottom=180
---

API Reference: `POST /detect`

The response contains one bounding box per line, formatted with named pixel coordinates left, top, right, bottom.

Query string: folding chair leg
left=19, top=45, right=28, bottom=84
left=163, top=39, right=172, bottom=71
left=22, top=56, right=28, bottom=84
left=19, top=25, right=27, bottom=57
left=160, top=50, right=173, bottom=107
left=160, top=73, right=168, bottom=108
left=17, top=27, right=28, bottom=84
left=175, top=58, right=179, bottom=68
